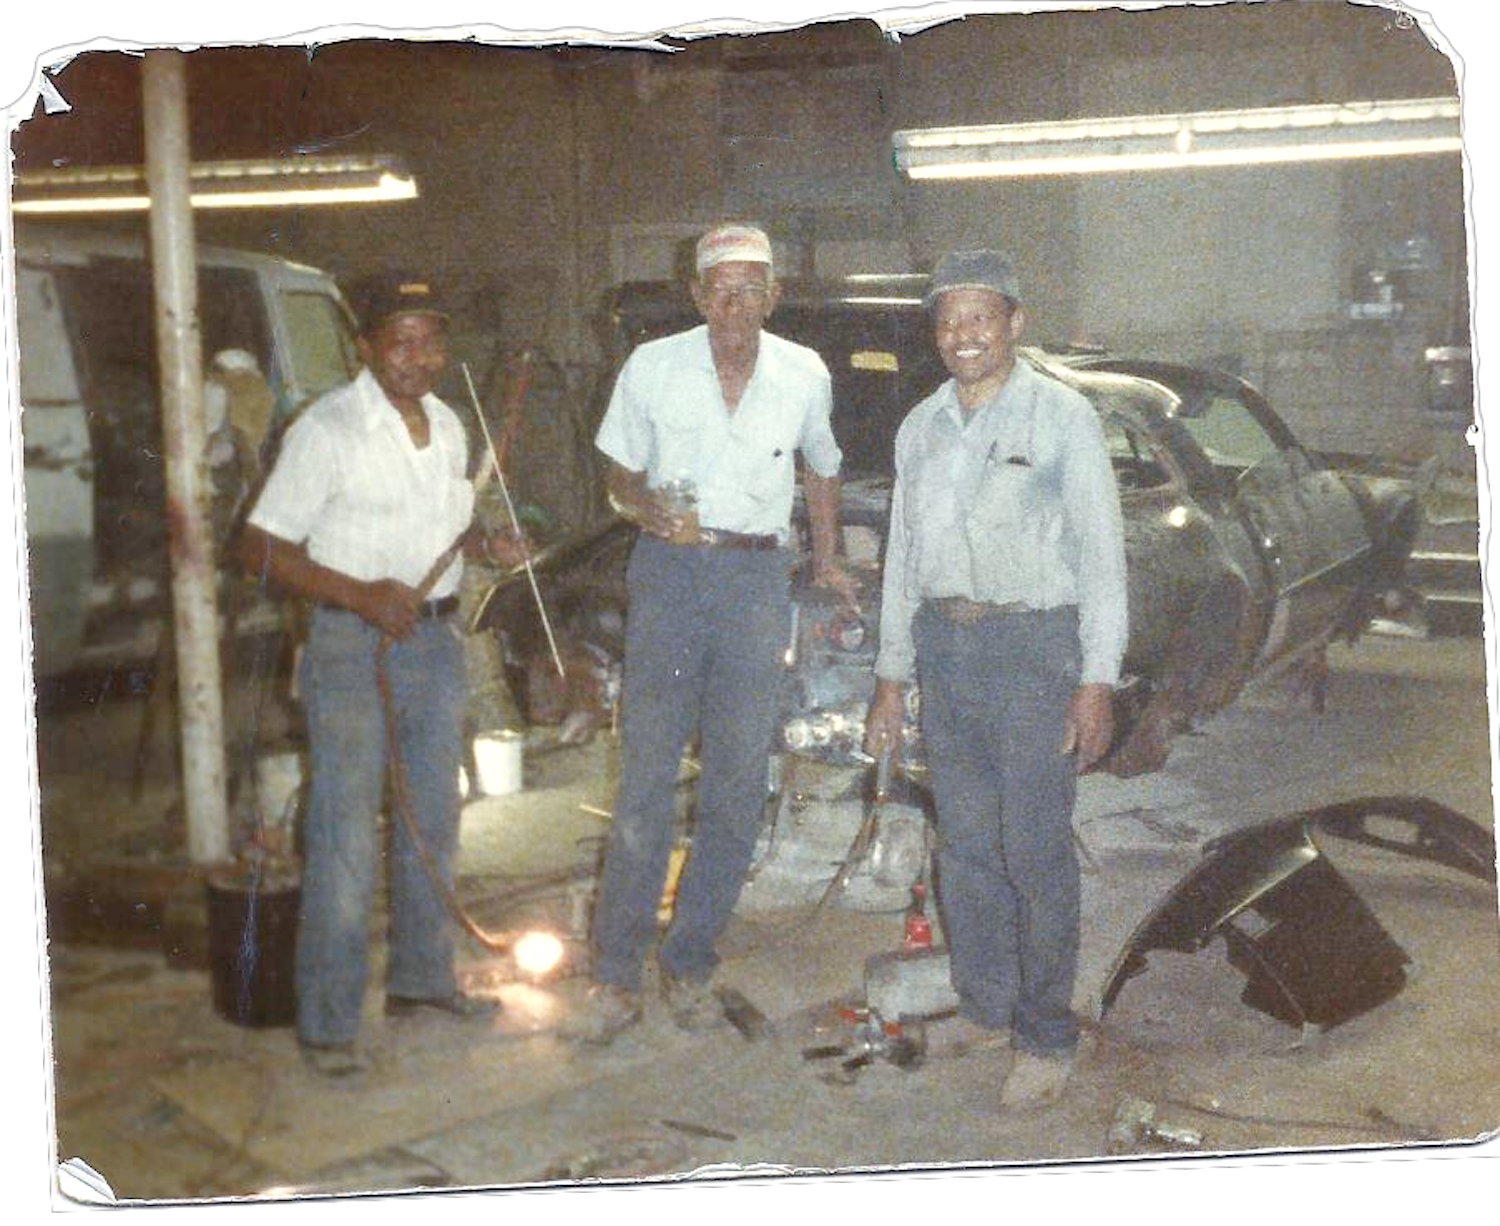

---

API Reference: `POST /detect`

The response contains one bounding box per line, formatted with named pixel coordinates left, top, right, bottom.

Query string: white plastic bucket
left=255, top=751, right=303, bottom=831
left=473, top=730, right=524, bottom=796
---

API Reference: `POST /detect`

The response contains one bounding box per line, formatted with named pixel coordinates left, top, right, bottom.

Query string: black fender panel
left=1308, top=796, right=1497, bottom=884
left=1100, top=811, right=1412, bottom=1031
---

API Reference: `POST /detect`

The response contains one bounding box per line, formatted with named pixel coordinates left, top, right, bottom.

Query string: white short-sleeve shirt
left=248, top=368, right=474, bottom=599
left=594, top=324, right=841, bottom=540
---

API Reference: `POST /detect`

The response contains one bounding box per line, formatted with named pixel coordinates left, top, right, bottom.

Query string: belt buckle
left=952, top=599, right=986, bottom=625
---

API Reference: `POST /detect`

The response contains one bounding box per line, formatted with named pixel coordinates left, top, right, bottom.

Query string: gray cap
left=925, top=249, right=1021, bottom=309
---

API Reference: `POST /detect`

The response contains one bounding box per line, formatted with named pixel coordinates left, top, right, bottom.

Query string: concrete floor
left=19, top=629, right=1500, bottom=1208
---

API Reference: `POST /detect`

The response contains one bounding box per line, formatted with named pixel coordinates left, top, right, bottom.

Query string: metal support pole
left=143, top=51, right=231, bottom=865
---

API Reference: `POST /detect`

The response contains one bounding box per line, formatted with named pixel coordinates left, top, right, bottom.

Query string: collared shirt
left=594, top=324, right=842, bottom=540
left=874, top=358, right=1128, bottom=686
left=248, top=367, right=474, bottom=599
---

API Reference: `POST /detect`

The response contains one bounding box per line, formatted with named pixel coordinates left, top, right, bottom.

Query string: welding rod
left=461, top=362, right=566, bottom=680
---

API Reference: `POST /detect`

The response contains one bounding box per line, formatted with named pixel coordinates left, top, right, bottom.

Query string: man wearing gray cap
left=565, top=222, right=856, bottom=1044
left=864, top=249, right=1127, bottom=1109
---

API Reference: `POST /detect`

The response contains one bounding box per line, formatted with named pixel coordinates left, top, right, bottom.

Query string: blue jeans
left=914, top=603, right=1082, bottom=1055
left=296, top=607, right=466, bottom=1046
left=590, top=535, right=792, bottom=990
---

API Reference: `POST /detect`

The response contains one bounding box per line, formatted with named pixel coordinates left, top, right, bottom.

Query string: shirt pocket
left=966, top=460, right=1045, bottom=595
left=726, top=412, right=799, bottom=505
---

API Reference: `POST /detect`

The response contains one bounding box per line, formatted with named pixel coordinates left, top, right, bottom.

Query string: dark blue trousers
left=914, top=602, right=1083, bottom=1055
left=590, top=535, right=792, bottom=990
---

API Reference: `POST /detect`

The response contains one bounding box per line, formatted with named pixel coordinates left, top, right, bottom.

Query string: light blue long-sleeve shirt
left=874, top=358, right=1129, bottom=687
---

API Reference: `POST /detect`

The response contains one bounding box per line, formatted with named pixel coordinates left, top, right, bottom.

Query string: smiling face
left=357, top=312, right=450, bottom=413
left=932, top=287, right=1025, bottom=408
left=691, top=260, right=779, bottom=366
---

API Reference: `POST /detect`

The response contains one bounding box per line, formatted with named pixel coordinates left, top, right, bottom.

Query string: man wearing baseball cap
left=239, top=271, right=525, bottom=1076
left=565, top=222, right=857, bottom=1043
left=864, top=249, right=1127, bottom=1110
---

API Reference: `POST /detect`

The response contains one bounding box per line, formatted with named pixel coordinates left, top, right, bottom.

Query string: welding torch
left=461, top=360, right=566, bottom=679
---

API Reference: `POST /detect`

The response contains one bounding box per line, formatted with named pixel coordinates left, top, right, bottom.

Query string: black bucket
left=205, top=869, right=301, bottom=1028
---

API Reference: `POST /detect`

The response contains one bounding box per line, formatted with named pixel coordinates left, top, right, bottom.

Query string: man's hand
left=483, top=526, right=532, bottom=569
left=1060, top=682, right=1114, bottom=773
left=606, top=462, right=698, bottom=543
left=357, top=577, right=423, bottom=641
left=632, top=488, right=700, bottom=544
left=811, top=556, right=861, bottom=612
left=863, top=678, right=908, bottom=763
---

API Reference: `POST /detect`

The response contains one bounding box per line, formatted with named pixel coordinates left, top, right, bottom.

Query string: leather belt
left=318, top=594, right=459, bottom=618
left=929, top=596, right=1029, bottom=625
left=693, top=528, right=780, bottom=551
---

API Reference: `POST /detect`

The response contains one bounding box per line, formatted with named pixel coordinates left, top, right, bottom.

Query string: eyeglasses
left=700, top=283, right=772, bottom=306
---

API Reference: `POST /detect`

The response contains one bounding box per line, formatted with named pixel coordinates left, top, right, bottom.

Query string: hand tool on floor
left=714, top=985, right=768, bottom=1040
left=816, top=745, right=892, bottom=910
left=801, top=1005, right=925, bottom=1084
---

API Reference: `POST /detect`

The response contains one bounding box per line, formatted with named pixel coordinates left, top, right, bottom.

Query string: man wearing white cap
left=864, top=249, right=1127, bottom=1110
left=567, top=222, right=856, bottom=1043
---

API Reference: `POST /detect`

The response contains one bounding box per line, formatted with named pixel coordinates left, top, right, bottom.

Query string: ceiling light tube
left=14, top=155, right=418, bottom=213
left=894, top=96, right=1461, bottom=180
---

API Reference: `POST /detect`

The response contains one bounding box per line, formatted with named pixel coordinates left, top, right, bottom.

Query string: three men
left=239, top=274, right=524, bottom=1077
left=566, top=222, right=855, bottom=1043
left=864, top=249, right=1128, bottom=1109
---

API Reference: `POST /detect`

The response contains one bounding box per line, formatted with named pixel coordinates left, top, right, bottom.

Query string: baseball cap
left=695, top=223, right=774, bottom=276
left=925, top=249, right=1021, bottom=309
left=353, top=272, right=450, bottom=333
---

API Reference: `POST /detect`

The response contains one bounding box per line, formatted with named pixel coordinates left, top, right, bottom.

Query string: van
left=14, top=223, right=359, bottom=677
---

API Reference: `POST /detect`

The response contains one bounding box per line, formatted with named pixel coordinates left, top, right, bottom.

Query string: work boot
left=661, top=974, right=728, bottom=1033
left=998, top=1050, right=1072, bottom=1112
left=559, top=983, right=643, bottom=1046
left=299, top=1040, right=372, bottom=1080
left=925, top=1013, right=1012, bottom=1060
left=385, top=990, right=503, bottom=1020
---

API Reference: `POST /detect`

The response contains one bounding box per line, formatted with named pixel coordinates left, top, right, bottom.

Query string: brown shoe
left=559, top=984, right=643, bottom=1046
left=998, top=1050, right=1071, bottom=1112
left=385, top=991, right=502, bottom=1020
left=925, top=1013, right=1012, bottom=1059
left=661, top=975, right=728, bottom=1033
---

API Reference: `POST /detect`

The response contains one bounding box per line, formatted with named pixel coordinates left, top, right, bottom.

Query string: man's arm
left=803, top=469, right=858, bottom=607
left=1059, top=402, right=1129, bottom=772
left=864, top=446, right=918, bottom=761
left=237, top=523, right=422, bottom=640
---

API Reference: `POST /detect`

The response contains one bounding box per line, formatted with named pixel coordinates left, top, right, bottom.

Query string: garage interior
left=8, top=0, right=1496, bottom=1207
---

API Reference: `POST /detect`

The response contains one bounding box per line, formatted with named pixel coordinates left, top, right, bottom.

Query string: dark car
left=481, top=279, right=1421, bottom=778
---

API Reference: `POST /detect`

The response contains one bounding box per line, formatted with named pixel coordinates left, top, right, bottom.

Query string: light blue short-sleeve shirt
left=595, top=324, right=841, bottom=540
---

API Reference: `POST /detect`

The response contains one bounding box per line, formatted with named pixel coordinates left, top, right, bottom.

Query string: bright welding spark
left=514, top=930, right=566, bottom=978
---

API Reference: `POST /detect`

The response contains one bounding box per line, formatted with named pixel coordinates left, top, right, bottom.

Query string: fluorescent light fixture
left=893, top=97, right=1461, bottom=181
left=837, top=295, right=925, bottom=306
left=13, top=155, right=418, bottom=213
left=841, top=273, right=928, bottom=283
